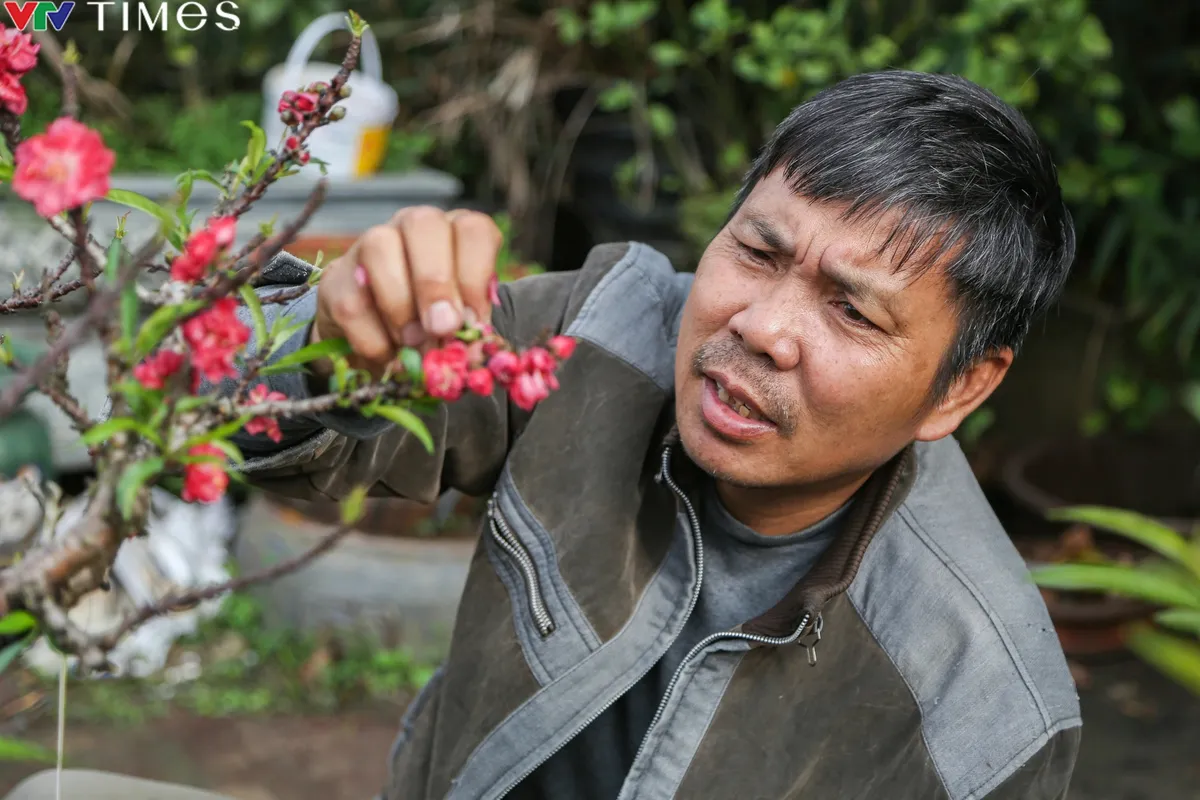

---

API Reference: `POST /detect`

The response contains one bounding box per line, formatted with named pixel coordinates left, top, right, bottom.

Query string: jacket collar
left=655, top=419, right=918, bottom=639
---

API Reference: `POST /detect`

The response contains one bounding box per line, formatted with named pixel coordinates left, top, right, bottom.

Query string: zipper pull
left=798, top=613, right=823, bottom=667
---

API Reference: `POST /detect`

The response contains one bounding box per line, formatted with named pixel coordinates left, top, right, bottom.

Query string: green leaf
left=649, top=40, right=688, bottom=68
left=267, top=317, right=310, bottom=359
left=0, top=612, right=37, bottom=635
left=371, top=405, right=434, bottom=453
left=105, top=188, right=176, bottom=234
left=0, top=736, right=56, bottom=763
left=121, top=281, right=139, bottom=345
left=206, top=438, right=245, bottom=464
left=1155, top=608, right=1200, bottom=637
left=341, top=484, right=369, bottom=525
left=268, top=336, right=353, bottom=371
left=647, top=104, right=676, bottom=139
left=598, top=81, right=637, bottom=112
left=1031, top=562, right=1200, bottom=610
left=239, top=285, right=269, bottom=350
left=553, top=8, right=585, bottom=44
left=0, top=634, right=32, bottom=674
left=1125, top=623, right=1200, bottom=696
left=181, top=416, right=252, bottom=452
left=399, top=347, right=423, bottom=381
left=103, top=236, right=122, bottom=283
left=81, top=417, right=162, bottom=448
left=0, top=163, right=12, bottom=182
left=240, top=121, right=267, bottom=179
left=346, top=8, right=368, bottom=37
left=118, top=457, right=165, bottom=519
left=177, top=168, right=223, bottom=190
left=1184, top=383, right=1200, bottom=425
left=1047, top=506, right=1200, bottom=576
left=135, top=300, right=204, bottom=358
left=172, top=395, right=211, bottom=414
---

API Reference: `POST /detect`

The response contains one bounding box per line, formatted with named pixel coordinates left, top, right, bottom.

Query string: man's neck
left=715, top=471, right=872, bottom=536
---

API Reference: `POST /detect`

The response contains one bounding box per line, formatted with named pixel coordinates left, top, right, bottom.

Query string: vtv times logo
left=3, top=1, right=241, bottom=32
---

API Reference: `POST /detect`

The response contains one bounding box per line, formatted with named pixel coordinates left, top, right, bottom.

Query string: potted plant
left=1031, top=505, right=1200, bottom=695
left=1012, top=384, right=1200, bottom=655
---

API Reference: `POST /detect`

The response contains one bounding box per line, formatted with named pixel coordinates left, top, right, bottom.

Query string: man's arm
left=984, top=726, right=1080, bottom=800
left=218, top=252, right=581, bottom=505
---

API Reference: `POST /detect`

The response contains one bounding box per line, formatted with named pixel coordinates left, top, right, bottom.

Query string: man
left=11, top=70, right=1080, bottom=799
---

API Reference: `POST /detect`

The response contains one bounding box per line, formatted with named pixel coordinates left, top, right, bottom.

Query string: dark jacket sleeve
left=985, top=726, right=1081, bottom=800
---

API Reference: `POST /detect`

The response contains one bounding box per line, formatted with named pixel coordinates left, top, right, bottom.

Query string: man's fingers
left=325, top=251, right=394, bottom=368
left=395, top=206, right=462, bottom=337
left=356, top=224, right=416, bottom=344
left=448, top=210, right=501, bottom=326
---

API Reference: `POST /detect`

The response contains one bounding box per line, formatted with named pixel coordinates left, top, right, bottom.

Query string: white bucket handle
left=283, top=12, right=383, bottom=82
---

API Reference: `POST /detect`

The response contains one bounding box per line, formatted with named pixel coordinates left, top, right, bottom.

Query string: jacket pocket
left=487, top=496, right=556, bottom=638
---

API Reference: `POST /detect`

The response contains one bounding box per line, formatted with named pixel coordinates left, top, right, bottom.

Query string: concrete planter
left=0, top=169, right=462, bottom=473
left=233, top=492, right=476, bottom=661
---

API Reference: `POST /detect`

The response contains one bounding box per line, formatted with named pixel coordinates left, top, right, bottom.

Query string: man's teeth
left=715, top=383, right=761, bottom=420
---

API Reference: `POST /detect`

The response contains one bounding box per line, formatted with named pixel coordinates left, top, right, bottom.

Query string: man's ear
left=914, top=347, right=1013, bottom=442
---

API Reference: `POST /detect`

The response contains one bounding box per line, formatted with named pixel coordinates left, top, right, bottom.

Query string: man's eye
left=739, top=242, right=772, bottom=264
left=837, top=301, right=872, bottom=327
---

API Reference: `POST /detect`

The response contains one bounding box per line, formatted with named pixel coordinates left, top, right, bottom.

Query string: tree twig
left=95, top=518, right=357, bottom=653
left=0, top=237, right=162, bottom=418
left=226, top=379, right=409, bottom=421
left=0, top=250, right=80, bottom=314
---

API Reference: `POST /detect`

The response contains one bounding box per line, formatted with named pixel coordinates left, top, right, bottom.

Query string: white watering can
left=261, top=12, right=399, bottom=180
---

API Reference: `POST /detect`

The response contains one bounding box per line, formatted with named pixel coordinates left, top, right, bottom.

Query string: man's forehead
left=735, top=178, right=954, bottom=286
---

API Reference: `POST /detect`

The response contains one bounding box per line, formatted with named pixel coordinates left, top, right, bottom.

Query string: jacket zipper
left=489, top=444, right=704, bottom=800
left=487, top=497, right=556, bottom=638
left=623, top=452, right=909, bottom=769
left=626, top=611, right=819, bottom=773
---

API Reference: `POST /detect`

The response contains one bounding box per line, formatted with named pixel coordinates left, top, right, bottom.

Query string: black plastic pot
left=1001, top=430, right=1200, bottom=536
left=557, top=90, right=692, bottom=268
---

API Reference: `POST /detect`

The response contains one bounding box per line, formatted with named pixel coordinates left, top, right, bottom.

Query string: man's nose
left=727, top=290, right=803, bottom=372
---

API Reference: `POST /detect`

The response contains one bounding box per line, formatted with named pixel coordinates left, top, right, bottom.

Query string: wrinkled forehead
left=732, top=170, right=960, bottom=285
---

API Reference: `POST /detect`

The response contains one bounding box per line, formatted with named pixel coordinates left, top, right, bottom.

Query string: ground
left=0, top=654, right=1196, bottom=798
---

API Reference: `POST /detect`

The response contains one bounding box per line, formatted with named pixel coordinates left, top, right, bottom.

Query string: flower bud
left=338, top=85, right=353, bottom=99
left=292, top=92, right=320, bottom=114
left=279, top=109, right=297, bottom=126
left=284, top=135, right=301, bottom=151
left=329, top=106, right=347, bottom=121
left=298, top=151, right=311, bottom=165
left=548, top=335, right=577, bottom=361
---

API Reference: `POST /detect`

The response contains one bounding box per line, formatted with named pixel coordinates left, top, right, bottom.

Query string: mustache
left=691, top=338, right=797, bottom=434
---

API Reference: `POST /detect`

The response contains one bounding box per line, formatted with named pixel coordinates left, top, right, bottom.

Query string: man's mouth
left=714, top=380, right=767, bottom=422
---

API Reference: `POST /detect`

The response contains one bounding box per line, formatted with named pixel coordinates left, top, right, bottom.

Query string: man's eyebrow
left=742, top=211, right=794, bottom=256
left=823, top=259, right=900, bottom=312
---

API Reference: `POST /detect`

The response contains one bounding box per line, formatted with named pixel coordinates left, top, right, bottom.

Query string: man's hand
left=309, top=207, right=502, bottom=380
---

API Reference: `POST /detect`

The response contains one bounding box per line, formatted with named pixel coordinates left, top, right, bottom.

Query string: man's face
left=675, top=169, right=993, bottom=490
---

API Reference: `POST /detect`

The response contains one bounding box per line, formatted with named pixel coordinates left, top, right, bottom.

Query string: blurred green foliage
left=28, top=0, right=1198, bottom=402
left=551, top=0, right=1199, bottom=386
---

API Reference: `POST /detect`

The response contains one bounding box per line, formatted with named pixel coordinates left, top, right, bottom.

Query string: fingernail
left=425, top=300, right=460, bottom=335
left=354, top=264, right=369, bottom=288
left=463, top=307, right=478, bottom=327
left=401, top=322, right=425, bottom=347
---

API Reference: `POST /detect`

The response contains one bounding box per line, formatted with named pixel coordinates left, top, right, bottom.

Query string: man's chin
left=678, top=415, right=770, bottom=487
